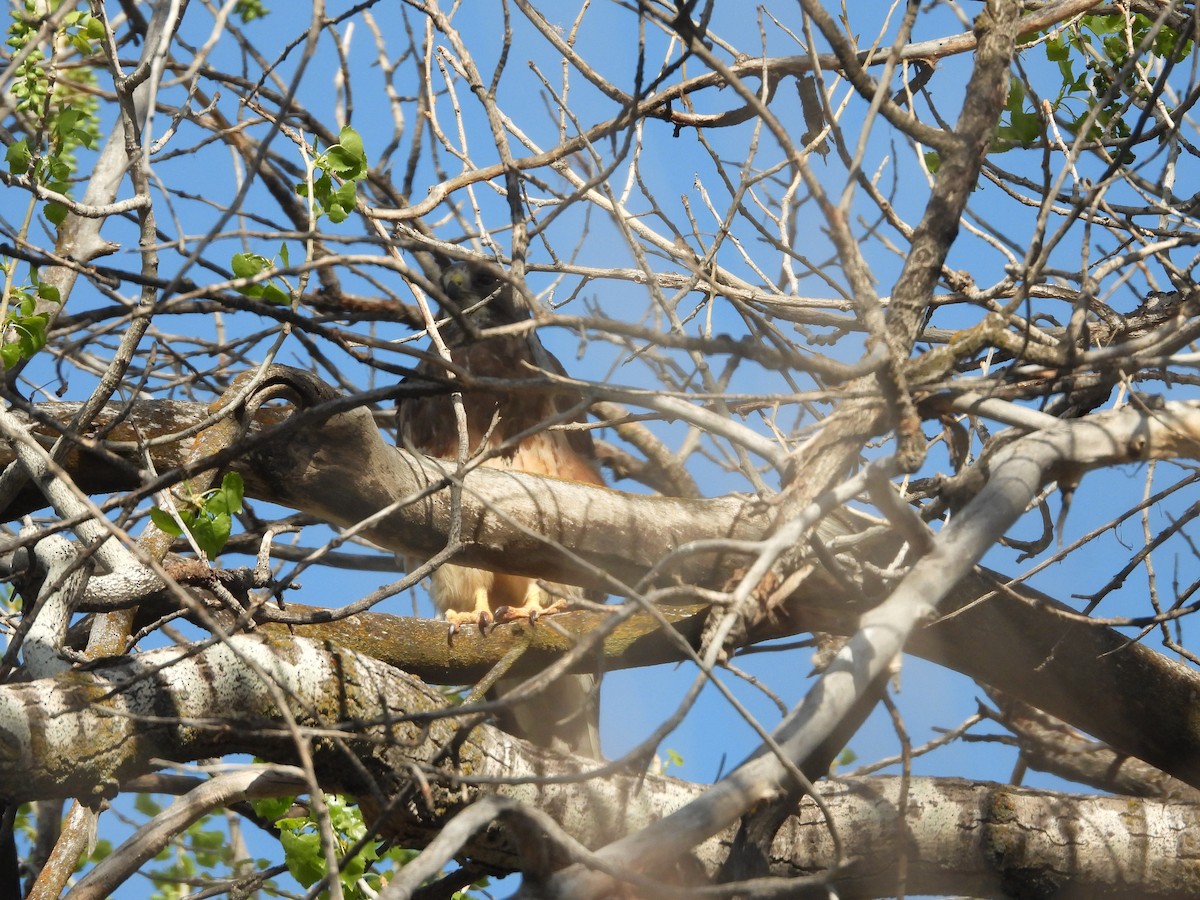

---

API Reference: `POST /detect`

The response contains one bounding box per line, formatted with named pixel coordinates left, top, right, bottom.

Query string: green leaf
left=338, top=125, right=364, bottom=160
left=252, top=795, right=296, bottom=821
left=1157, top=26, right=1193, bottom=61
left=149, top=508, right=183, bottom=536
left=923, top=151, right=940, bottom=174
left=326, top=180, right=358, bottom=223
left=1083, top=13, right=1123, bottom=37
left=311, top=171, right=334, bottom=208
left=324, top=145, right=362, bottom=178
left=234, top=0, right=269, bottom=23
left=334, top=180, right=358, bottom=205
left=1005, top=78, right=1025, bottom=114
left=15, top=315, right=48, bottom=356
left=194, top=828, right=225, bottom=851
left=207, top=515, right=231, bottom=557
left=208, top=472, right=244, bottom=517
left=993, top=78, right=1041, bottom=150
left=47, top=157, right=69, bottom=182
left=192, top=827, right=227, bottom=867
left=70, top=128, right=93, bottom=150
left=261, top=283, right=290, bottom=305
left=190, top=516, right=229, bottom=560
left=0, top=344, right=21, bottom=369
left=279, top=825, right=325, bottom=888
left=1055, top=57, right=1075, bottom=85
left=5, top=139, right=31, bottom=176
left=1010, top=109, right=1041, bottom=145
left=54, top=108, right=83, bottom=136
left=324, top=126, right=367, bottom=180
left=231, top=252, right=265, bottom=279
left=44, top=202, right=68, bottom=226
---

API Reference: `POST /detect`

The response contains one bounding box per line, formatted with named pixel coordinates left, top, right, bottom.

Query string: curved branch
left=0, top=376, right=777, bottom=591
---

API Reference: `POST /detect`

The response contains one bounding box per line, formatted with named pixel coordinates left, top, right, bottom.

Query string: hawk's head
left=439, top=262, right=526, bottom=329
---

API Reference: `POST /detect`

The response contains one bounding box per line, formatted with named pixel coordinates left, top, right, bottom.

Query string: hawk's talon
left=493, top=597, right=568, bottom=625
left=444, top=607, right=493, bottom=635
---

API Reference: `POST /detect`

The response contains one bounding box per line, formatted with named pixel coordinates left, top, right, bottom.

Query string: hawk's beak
left=440, top=263, right=471, bottom=302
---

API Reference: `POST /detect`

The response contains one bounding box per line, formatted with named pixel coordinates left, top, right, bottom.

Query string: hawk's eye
left=472, top=272, right=501, bottom=295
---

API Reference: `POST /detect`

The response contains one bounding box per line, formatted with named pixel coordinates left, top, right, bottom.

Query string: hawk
left=396, top=261, right=602, bottom=757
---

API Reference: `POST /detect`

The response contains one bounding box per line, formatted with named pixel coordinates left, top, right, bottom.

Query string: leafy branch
left=150, top=473, right=246, bottom=561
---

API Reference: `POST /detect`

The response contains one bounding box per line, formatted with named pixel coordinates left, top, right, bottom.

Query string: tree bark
left=2, top=635, right=1198, bottom=898
left=8, top=386, right=1200, bottom=796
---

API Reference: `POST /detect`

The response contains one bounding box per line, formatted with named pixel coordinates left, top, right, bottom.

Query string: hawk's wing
left=397, top=331, right=601, bottom=481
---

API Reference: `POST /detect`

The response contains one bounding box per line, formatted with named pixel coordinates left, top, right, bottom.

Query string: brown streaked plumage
left=396, top=261, right=602, bottom=757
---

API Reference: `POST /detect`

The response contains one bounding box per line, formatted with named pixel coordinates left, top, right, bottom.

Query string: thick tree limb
left=0, top=634, right=679, bottom=862
left=6, top=379, right=1200, bottom=796
left=3, top=635, right=1199, bottom=898
left=0, top=381, right=777, bottom=591
left=547, top=396, right=1200, bottom=894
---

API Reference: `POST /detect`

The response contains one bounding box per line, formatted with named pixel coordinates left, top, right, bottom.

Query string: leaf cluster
left=994, top=13, right=1196, bottom=155
left=231, top=245, right=293, bottom=305
left=5, top=3, right=101, bottom=224
left=131, top=794, right=260, bottom=900
left=297, top=125, right=369, bottom=224
left=150, top=472, right=246, bottom=561
left=255, top=793, right=454, bottom=898
left=0, top=264, right=58, bottom=369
